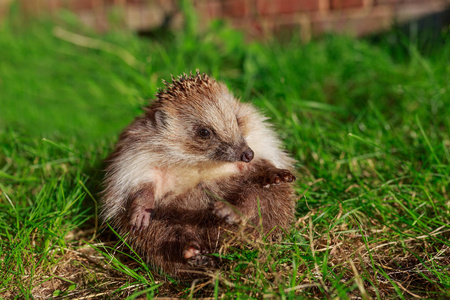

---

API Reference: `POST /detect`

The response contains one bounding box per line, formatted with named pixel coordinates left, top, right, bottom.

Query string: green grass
left=1, top=9, right=449, bottom=299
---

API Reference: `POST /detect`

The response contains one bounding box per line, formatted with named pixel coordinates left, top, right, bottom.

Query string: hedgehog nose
left=241, top=148, right=254, bottom=163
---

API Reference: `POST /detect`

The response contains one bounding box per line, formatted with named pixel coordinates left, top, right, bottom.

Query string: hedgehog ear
left=154, top=109, right=167, bottom=128
left=146, top=107, right=167, bottom=128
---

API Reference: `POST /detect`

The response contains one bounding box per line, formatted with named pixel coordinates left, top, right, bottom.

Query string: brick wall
left=2, top=0, right=450, bottom=39
left=194, top=0, right=450, bottom=40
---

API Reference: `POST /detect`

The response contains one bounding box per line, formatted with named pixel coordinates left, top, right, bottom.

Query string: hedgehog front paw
left=129, top=204, right=153, bottom=231
left=183, top=241, right=215, bottom=267
left=211, top=201, right=241, bottom=225
left=262, top=169, right=296, bottom=188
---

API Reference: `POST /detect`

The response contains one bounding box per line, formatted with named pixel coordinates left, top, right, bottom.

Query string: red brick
left=229, top=17, right=265, bottom=38
left=257, top=0, right=319, bottom=15
left=318, top=0, right=330, bottom=11
left=276, top=0, right=320, bottom=13
left=69, top=0, right=98, bottom=11
left=330, top=0, right=364, bottom=9
left=223, top=0, right=249, bottom=18
left=110, top=0, right=126, bottom=4
left=374, top=0, right=402, bottom=4
left=312, top=5, right=392, bottom=35
left=195, top=1, right=223, bottom=19
left=256, top=0, right=274, bottom=15
left=125, top=0, right=147, bottom=4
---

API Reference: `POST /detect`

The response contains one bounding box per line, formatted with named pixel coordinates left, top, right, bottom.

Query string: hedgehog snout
left=241, top=148, right=254, bottom=163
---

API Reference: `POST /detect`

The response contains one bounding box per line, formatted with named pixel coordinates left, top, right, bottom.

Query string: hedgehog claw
left=183, top=241, right=214, bottom=267
left=183, top=241, right=202, bottom=259
left=129, top=205, right=152, bottom=231
left=262, top=169, right=296, bottom=187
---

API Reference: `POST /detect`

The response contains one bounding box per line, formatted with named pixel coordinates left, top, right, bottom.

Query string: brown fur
left=101, top=72, right=296, bottom=278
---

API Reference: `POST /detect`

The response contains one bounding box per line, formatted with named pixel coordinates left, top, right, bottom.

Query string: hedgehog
left=101, top=72, right=296, bottom=277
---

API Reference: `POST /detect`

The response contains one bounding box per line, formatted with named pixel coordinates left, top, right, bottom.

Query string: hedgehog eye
left=196, top=127, right=211, bottom=139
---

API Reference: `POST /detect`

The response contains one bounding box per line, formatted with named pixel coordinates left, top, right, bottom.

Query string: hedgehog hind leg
left=130, top=219, right=217, bottom=278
